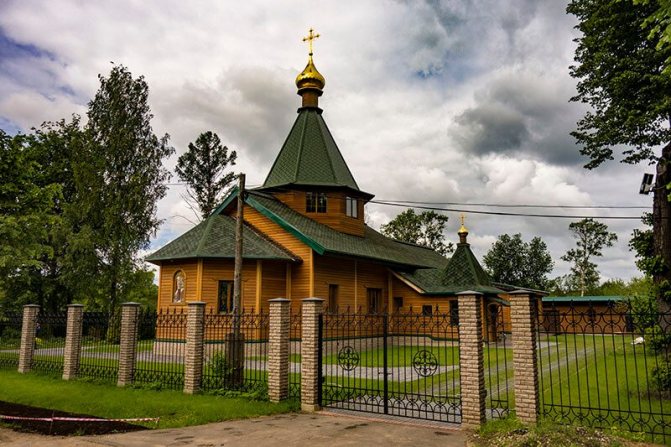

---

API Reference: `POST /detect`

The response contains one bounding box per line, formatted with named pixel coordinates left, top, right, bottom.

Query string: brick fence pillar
left=62, top=304, right=84, bottom=380
left=268, top=298, right=291, bottom=402
left=457, top=291, right=486, bottom=429
left=18, top=304, right=40, bottom=374
left=301, top=298, right=323, bottom=412
left=510, top=290, right=540, bottom=424
left=184, top=301, right=206, bottom=394
left=117, top=302, right=140, bottom=387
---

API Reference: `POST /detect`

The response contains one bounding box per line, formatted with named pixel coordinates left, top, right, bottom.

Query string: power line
left=374, top=199, right=649, bottom=210
left=370, top=200, right=644, bottom=220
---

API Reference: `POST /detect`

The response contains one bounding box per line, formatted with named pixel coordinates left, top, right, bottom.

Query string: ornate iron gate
left=319, top=309, right=461, bottom=423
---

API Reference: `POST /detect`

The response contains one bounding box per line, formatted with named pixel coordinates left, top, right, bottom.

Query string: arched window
left=173, top=270, right=186, bottom=303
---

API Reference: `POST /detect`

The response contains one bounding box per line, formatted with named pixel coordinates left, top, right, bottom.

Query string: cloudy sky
left=0, top=0, right=655, bottom=283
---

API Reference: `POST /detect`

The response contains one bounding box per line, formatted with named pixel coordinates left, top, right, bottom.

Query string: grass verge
left=0, top=369, right=298, bottom=429
left=471, top=417, right=653, bottom=447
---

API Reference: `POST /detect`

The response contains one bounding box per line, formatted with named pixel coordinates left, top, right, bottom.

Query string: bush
left=207, top=352, right=234, bottom=388
left=652, top=364, right=671, bottom=392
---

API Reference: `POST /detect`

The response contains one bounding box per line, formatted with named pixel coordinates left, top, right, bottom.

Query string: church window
left=173, top=270, right=186, bottom=304
left=328, top=284, right=339, bottom=314
left=393, top=297, right=403, bottom=313
left=449, top=301, right=459, bottom=326
left=422, top=305, right=433, bottom=316
left=218, top=280, right=234, bottom=313
left=346, top=197, right=358, bottom=218
left=306, top=192, right=327, bottom=213
left=367, top=288, right=382, bottom=314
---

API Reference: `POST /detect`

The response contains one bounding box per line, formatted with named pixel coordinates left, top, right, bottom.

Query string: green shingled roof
left=261, top=108, right=369, bottom=195
left=398, top=242, right=504, bottom=295
left=543, top=295, right=627, bottom=303
left=246, top=190, right=447, bottom=269
left=146, top=214, right=299, bottom=263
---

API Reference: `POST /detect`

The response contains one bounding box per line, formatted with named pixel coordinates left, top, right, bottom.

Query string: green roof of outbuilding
left=397, top=242, right=504, bottom=295
left=261, top=109, right=371, bottom=197
left=246, top=191, right=446, bottom=268
left=145, top=214, right=299, bottom=263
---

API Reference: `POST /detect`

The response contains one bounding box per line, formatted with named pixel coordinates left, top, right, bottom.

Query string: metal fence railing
left=289, top=309, right=301, bottom=400
left=0, top=312, right=22, bottom=369
left=201, top=309, right=269, bottom=394
left=320, top=307, right=461, bottom=423
left=134, top=308, right=186, bottom=390
left=32, top=311, right=67, bottom=375
left=78, top=311, right=121, bottom=382
left=537, top=301, right=671, bottom=444
left=484, top=301, right=512, bottom=420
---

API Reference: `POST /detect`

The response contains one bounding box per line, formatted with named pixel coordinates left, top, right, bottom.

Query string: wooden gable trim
left=389, top=269, right=425, bottom=294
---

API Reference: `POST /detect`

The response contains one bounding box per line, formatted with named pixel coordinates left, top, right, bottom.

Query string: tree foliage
left=568, top=0, right=671, bottom=168
left=71, top=65, right=173, bottom=315
left=176, top=131, right=237, bottom=219
left=561, top=218, right=618, bottom=296
left=380, top=209, right=454, bottom=256
left=482, top=233, right=554, bottom=290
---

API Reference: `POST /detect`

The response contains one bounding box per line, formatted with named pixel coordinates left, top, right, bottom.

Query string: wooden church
left=147, top=33, right=516, bottom=333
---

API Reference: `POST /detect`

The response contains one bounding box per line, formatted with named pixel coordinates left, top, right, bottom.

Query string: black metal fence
left=0, top=312, right=22, bottom=369
left=320, top=308, right=461, bottom=423
left=289, top=309, right=301, bottom=399
left=134, top=308, right=186, bottom=390
left=78, top=311, right=121, bottom=382
left=484, top=302, right=512, bottom=419
left=201, top=309, right=269, bottom=394
left=537, top=301, right=671, bottom=443
left=32, top=311, right=67, bottom=375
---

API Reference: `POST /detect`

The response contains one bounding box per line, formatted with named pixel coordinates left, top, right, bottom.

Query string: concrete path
left=0, top=411, right=467, bottom=447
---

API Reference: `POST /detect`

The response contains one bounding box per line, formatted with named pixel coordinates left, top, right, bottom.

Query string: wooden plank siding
left=158, top=262, right=199, bottom=309
left=230, top=204, right=312, bottom=311
left=272, top=190, right=365, bottom=236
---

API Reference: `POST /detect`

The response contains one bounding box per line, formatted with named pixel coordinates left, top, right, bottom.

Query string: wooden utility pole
left=229, top=173, right=245, bottom=387
left=233, top=173, right=245, bottom=315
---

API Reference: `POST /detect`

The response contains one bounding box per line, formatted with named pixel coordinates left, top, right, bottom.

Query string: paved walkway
left=0, top=411, right=467, bottom=447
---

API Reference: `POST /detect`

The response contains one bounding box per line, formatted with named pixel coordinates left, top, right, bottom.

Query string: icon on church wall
left=173, top=270, right=185, bottom=303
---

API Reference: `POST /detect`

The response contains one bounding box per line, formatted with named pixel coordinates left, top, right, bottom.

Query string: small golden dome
left=296, top=55, right=325, bottom=92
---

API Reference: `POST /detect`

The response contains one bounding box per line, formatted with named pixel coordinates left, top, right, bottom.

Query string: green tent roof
left=246, top=191, right=447, bottom=269
left=260, top=108, right=371, bottom=197
left=146, top=214, right=299, bottom=263
left=397, top=242, right=504, bottom=295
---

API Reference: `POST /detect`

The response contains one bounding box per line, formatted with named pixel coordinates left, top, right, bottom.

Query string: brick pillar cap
left=269, top=297, right=291, bottom=303
left=121, top=302, right=141, bottom=307
left=23, top=304, right=41, bottom=308
left=456, top=290, right=483, bottom=296
left=302, top=297, right=325, bottom=302
left=67, top=303, right=85, bottom=308
left=187, top=301, right=207, bottom=306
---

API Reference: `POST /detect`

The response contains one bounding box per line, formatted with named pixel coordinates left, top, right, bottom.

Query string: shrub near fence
left=202, top=309, right=269, bottom=394
left=538, top=302, right=671, bottom=444
left=78, top=312, right=121, bottom=382
left=32, top=311, right=67, bottom=375
left=0, top=313, right=22, bottom=369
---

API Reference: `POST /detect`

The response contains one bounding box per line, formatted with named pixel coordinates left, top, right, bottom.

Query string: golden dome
left=296, top=55, right=325, bottom=92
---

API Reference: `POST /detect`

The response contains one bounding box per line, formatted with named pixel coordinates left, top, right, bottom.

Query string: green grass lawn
left=0, top=369, right=297, bottom=428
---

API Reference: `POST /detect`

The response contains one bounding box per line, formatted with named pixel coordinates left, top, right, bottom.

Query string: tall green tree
left=380, top=209, right=454, bottom=256
left=0, top=131, right=60, bottom=312
left=567, top=0, right=671, bottom=305
left=483, top=233, right=554, bottom=290
left=73, top=65, right=174, bottom=315
left=561, top=218, right=618, bottom=296
left=176, top=131, right=237, bottom=219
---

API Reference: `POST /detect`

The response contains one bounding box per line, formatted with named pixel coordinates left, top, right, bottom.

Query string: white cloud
left=0, top=0, right=651, bottom=282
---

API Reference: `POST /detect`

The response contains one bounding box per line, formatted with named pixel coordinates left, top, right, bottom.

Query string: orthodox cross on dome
left=458, top=213, right=469, bottom=244
left=302, top=28, right=320, bottom=56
